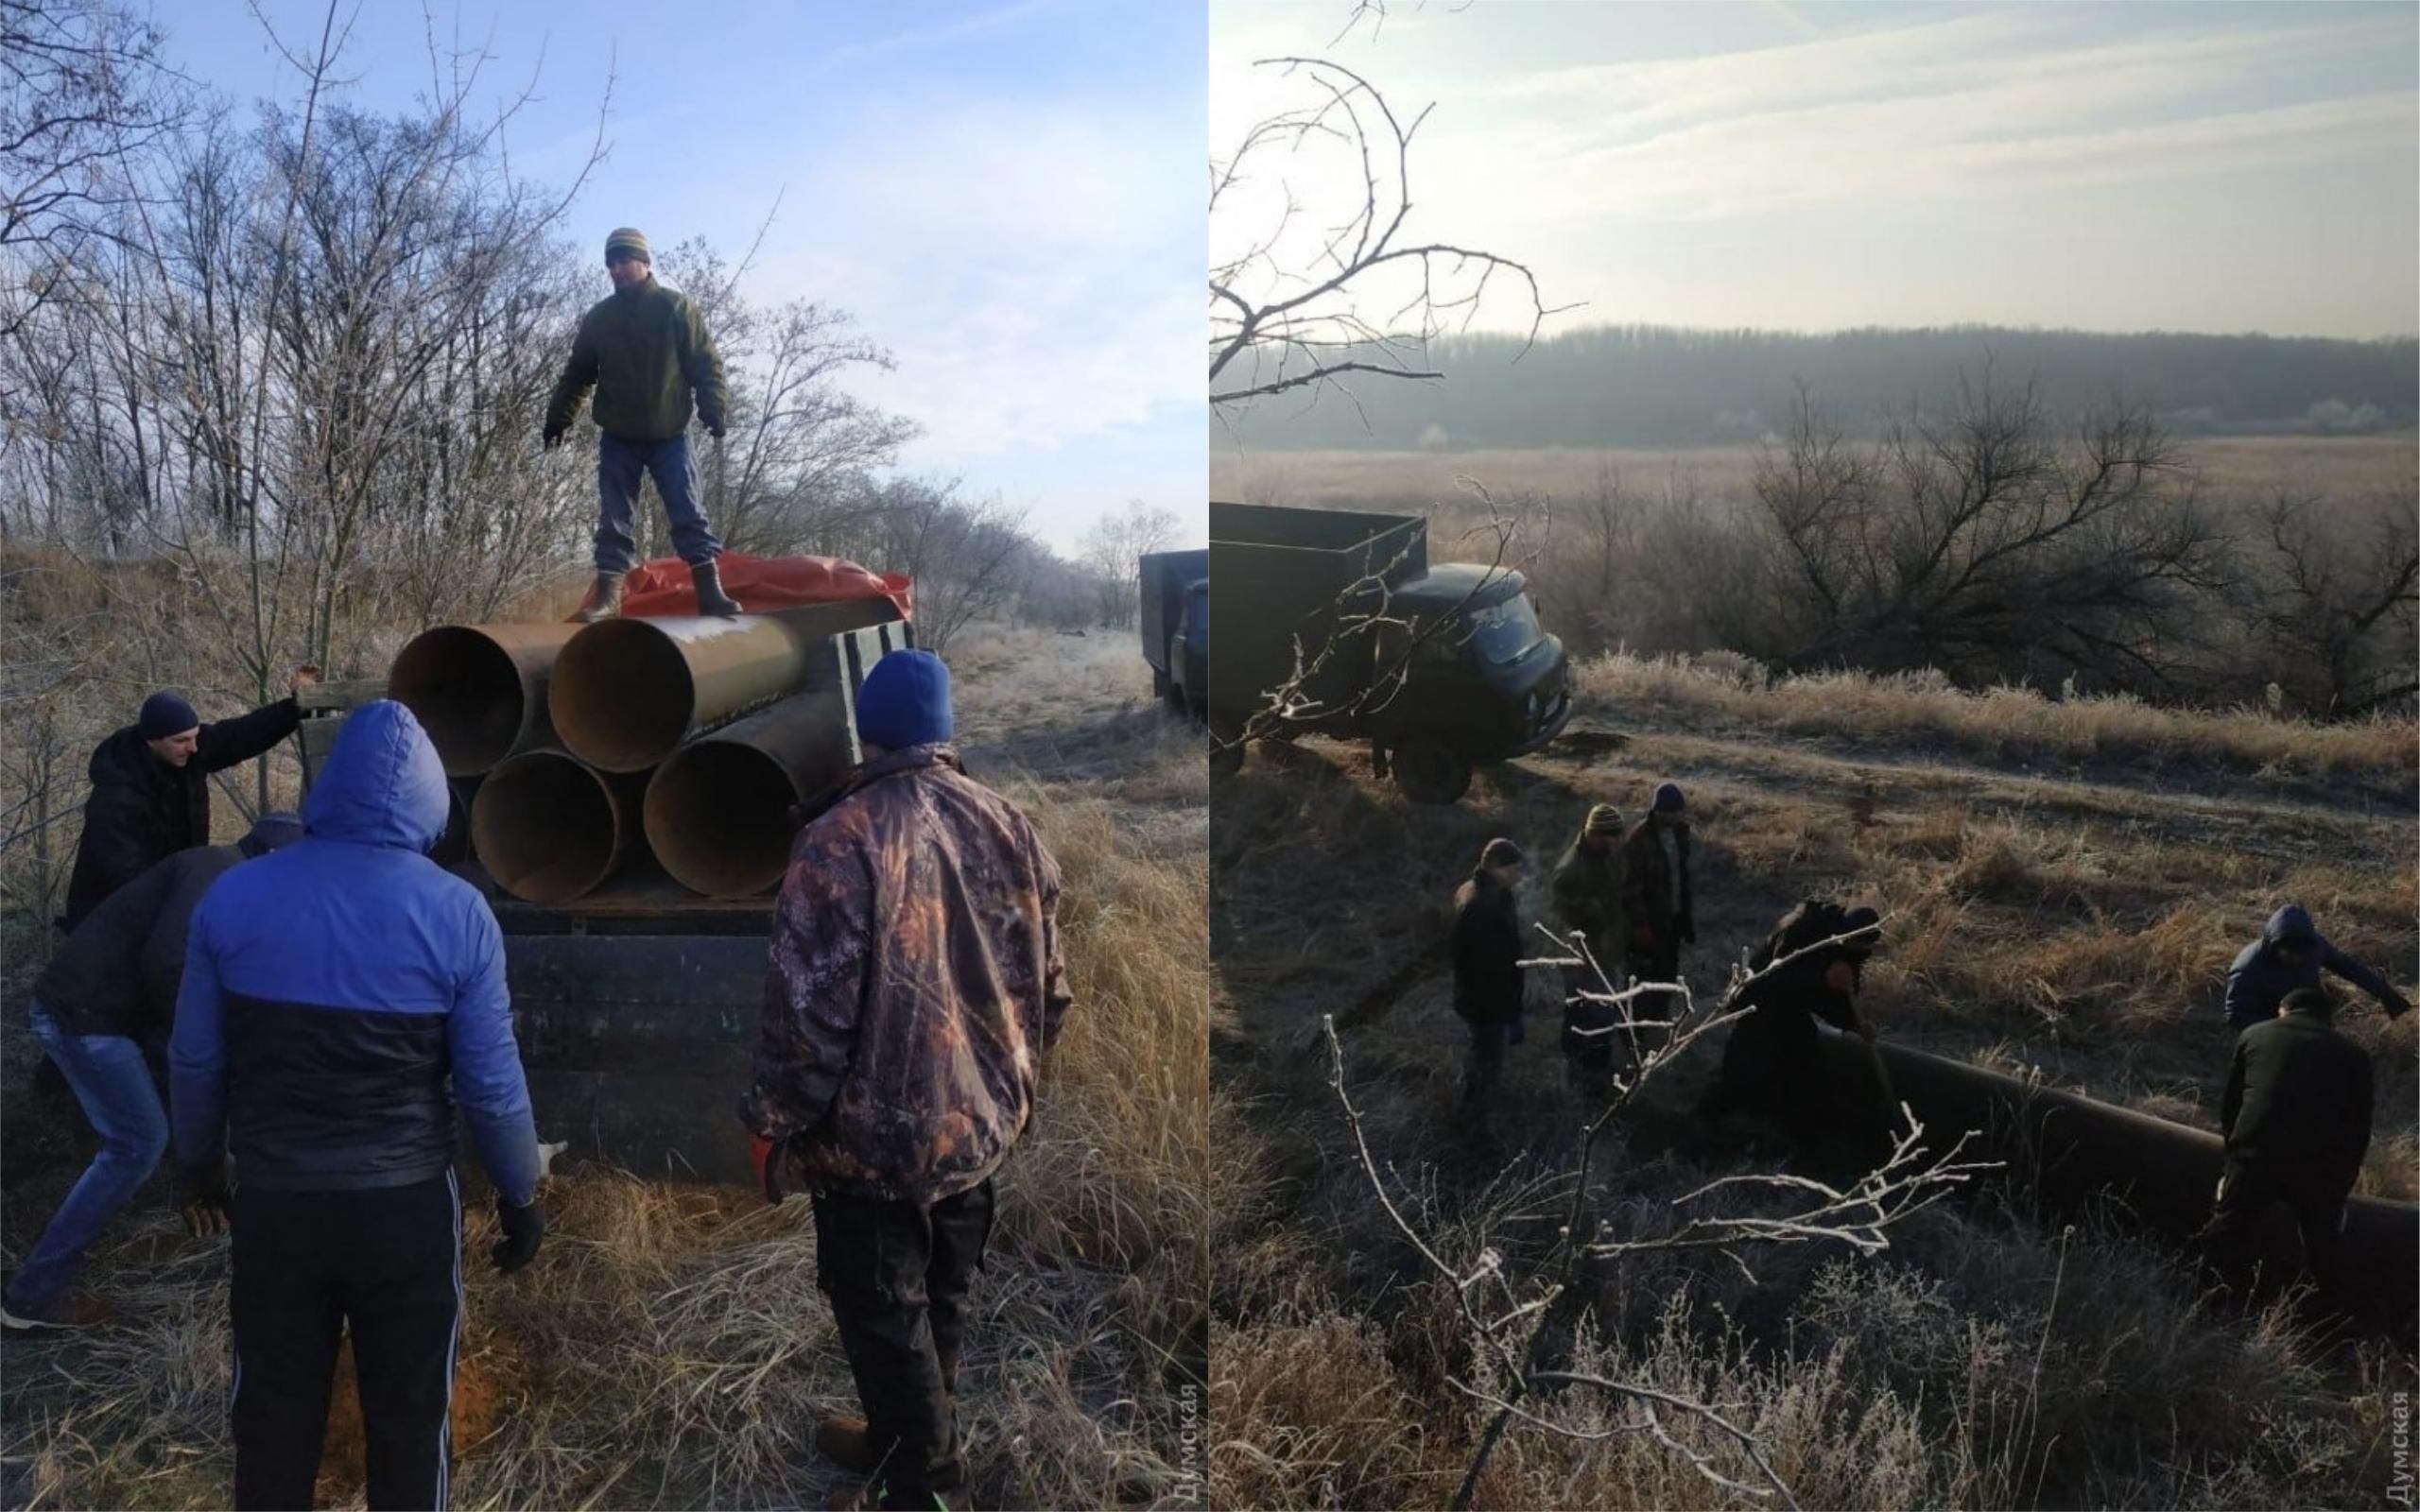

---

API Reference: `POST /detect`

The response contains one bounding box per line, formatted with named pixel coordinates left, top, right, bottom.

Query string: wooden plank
left=297, top=714, right=350, bottom=762
left=297, top=678, right=388, bottom=713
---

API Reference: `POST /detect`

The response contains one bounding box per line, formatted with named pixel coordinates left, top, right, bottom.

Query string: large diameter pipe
left=389, top=624, right=582, bottom=778
left=433, top=778, right=479, bottom=868
left=552, top=615, right=807, bottom=773
left=646, top=684, right=856, bottom=898
left=1865, top=1038, right=2418, bottom=1342
left=471, top=749, right=648, bottom=903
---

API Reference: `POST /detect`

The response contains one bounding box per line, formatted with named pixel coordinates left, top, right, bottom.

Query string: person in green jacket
left=1550, top=802, right=1628, bottom=1093
left=544, top=226, right=742, bottom=621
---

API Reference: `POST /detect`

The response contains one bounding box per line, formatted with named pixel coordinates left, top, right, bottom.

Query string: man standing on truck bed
left=60, top=670, right=319, bottom=934
left=543, top=226, right=743, bottom=623
left=171, top=700, right=546, bottom=1512
left=741, top=648, right=1071, bottom=1512
left=4, top=813, right=302, bottom=1333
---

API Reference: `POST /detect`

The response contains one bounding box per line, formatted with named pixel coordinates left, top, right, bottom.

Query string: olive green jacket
left=1550, top=836, right=1626, bottom=969
left=545, top=276, right=729, bottom=442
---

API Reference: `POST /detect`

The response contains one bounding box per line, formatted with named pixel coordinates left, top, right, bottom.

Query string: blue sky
left=1213, top=1, right=2419, bottom=339
left=166, top=0, right=1204, bottom=554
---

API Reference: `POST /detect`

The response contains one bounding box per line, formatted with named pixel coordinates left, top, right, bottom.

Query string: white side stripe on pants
left=440, top=1168, right=463, bottom=1511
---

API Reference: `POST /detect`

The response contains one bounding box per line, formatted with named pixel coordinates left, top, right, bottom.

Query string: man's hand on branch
left=288, top=665, right=321, bottom=696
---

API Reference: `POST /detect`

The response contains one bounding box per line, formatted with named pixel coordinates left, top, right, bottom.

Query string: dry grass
left=1212, top=436, right=2420, bottom=515
left=2, top=627, right=1209, bottom=1510
left=1578, top=651, right=2418, bottom=787
left=1206, top=648, right=2417, bottom=1508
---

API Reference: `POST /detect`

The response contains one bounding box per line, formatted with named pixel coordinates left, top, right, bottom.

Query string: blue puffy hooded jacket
left=170, top=700, right=541, bottom=1202
left=2222, top=903, right=2411, bottom=1033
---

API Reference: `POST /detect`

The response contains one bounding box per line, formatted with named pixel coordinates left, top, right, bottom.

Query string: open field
left=1, top=627, right=1208, bottom=1511
left=1208, top=651, right=2417, bottom=1509
left=1213, top=435, right=2420, bottom=512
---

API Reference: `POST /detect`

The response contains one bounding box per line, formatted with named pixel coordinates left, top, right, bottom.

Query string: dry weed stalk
left=1322, top=924, right=1993, bottom=1510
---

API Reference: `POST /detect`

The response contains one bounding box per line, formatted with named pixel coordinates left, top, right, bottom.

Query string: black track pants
left=230, top=1173, right=464, bottom=1511
left=812, top=1178, right=996, bottom=1507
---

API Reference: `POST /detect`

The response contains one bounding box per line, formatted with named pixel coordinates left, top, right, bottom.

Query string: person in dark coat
left=1550, top=804, right=1627, bottom=1092
left=60, top=672, right=318, bottom=934
left=2197, top=987, right=2374, bottom=1314
left=171, top=700, right=544, bottom=1512
left=1, top=813, right=303, bottom=1332
left=1452, top=837, right=1528, bottom=1117
left=1619, top=782, right=1696, bottom=1014
left=1705, top=901, right=1886, bottom=1148
left=2222, top=903, right=2409, bottom=1031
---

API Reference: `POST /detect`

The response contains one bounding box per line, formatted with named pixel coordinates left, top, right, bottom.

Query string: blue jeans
left=595, top=431, right=722, bottom=572
left=6, top=1002, right=168, bottom=1311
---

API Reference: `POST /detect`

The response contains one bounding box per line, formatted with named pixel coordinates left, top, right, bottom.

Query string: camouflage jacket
left=739, top=744, right=1071, bottom=1203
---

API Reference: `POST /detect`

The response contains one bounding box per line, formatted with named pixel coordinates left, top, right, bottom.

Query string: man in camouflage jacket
left=739, top=648, right=1070, bottom=1511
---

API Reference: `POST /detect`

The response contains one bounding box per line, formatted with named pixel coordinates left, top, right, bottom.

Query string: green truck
left=1139, top=547, right=1209, bottom=716
left=1208, top=502, right=1569, bottom=802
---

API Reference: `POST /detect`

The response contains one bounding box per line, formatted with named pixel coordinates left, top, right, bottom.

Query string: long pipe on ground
left=471, top=749, right=648, bottom=903
left=550, top=616, right=809, bottom=773
left=1867, top=1038, right=2418, bottom=1343
left=389, top=624, right=582, bottom=778
left=642, top=622, right=909, bottom=896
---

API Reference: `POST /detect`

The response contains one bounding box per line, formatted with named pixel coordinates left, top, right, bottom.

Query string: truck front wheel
left=1391, top=739, right=1473, bottom=804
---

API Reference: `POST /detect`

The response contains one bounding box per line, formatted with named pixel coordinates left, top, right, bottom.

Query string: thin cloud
left=818, top=0, right=1062, bottom=70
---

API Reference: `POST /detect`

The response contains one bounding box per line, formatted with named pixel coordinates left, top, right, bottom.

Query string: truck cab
left=1367, top=563, right=1570, bottom=801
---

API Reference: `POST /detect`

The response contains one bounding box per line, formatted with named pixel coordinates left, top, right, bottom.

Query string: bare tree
left=1079, top=499, right=1180, bottom=628
left=1741, top=376, right=2231, bottom=696
left=2250, top=490, right=2419, bottom=716
left=1324, top=922, right=1989, bottom=1511
left=1208, top=57, right=1564, bottom=418
left=652, top=238, right=918, bottom=555
left=820, top=474, right=1028, bottom=657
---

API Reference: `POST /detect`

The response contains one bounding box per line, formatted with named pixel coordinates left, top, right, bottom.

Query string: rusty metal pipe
left=471, top=749, right=648, bottom=903
left=433, top=778, right=478, bottom=868
left=551, top=616, right=811, bottom=773
left=388, top=624, right=582, bottom=778
left=645, top=684, right=857, bottom=898
left=1869, top=1039, right=2418, bottom=1342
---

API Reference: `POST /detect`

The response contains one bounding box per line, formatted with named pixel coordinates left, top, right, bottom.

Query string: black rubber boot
left=575, top=570, right=625, bottom=624
left=691, top=558, right=742, bottom=618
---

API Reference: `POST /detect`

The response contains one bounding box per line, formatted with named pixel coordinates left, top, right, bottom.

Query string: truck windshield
left=1465, top=594, right=1544, bottom=663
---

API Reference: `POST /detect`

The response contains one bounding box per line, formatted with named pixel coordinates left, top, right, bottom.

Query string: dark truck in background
left=1139, top=547, right=1209, bottom=716
left=1208, top=502, right=1569, bottom=803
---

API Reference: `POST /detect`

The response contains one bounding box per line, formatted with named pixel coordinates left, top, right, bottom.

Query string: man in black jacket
left=1706, top=901, right=1887, bottom=1151
left=3, top=813, right=302, bottom=1332
left=1452, top=837, right=1528, bottom=1119
left=2198, top=987, right=2374, bottom=1314
left=59, top=671, right=318, bottom=933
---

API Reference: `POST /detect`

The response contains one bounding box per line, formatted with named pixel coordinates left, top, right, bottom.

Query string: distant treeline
left=1218, top=325, right=2420, bottom=449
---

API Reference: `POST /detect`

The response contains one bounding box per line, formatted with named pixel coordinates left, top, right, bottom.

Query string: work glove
left=705, top=420, right=727, bottom=440
left=542, top=421, right=566, bottom=451
left=179, top=1160, right=233, bottom=1239
left=752, top=1131, right=794, bottom=1205
left=493, top=1195, right=544, bottom=1274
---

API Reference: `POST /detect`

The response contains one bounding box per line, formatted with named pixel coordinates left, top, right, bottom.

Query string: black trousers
left=2197, top=1157, right=2350, bottom=1311
left=231, top=1174, right=463, bottom=1512
left=812, top=1178, right=995, bottom=1507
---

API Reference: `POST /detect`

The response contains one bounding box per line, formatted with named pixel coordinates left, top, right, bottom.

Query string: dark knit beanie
left=1652, top=782, right=1685, bottom=814
left=1478, top=836, right=1525, bottom=869
left=1583, top=802, right=1623, bottom=837
left=856, top=649, right=953, bottom=750
left=139, top=691, right=200, bottom=740
left=605, top=227, right=651, bottom=266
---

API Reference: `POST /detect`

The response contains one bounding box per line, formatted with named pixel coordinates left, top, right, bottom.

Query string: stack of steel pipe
left=387, top=603, right=908, bottom=905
